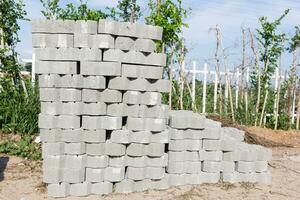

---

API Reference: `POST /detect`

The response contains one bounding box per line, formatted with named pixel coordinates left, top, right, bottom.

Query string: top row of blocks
left=31, top=19, right=163, bottom=41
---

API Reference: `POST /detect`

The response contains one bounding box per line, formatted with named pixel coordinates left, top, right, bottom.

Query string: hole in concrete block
left=76, top=61, right=80, bottom=74
left=79, top=115, right=82, bottom=127
left=105, top=77, right=110, bottom=88
left=164, top=144, right=169, bottom=153
left=122, top=117, right=128, bottom=127
left=106, top=130, right=112, bottom=140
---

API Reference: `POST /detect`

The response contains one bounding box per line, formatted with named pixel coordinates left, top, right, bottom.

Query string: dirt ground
left=0, top=146, right=299, bottom=200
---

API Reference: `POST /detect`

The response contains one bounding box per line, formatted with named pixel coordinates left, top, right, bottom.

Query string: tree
left=107, top=0, right=141, bottom=23
left=40, top=0, right=107, bottom=21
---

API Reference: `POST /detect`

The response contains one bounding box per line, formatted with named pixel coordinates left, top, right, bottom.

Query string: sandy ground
left=0, top=147, right=299, bottom=200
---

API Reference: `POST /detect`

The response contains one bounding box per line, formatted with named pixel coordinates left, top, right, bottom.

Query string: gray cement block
left=40, top=88, right=81, bottom=102
left=105, top=141, right=126, bottom=156
left=184, top=173, right=202, bottom=185
left=201, top=127, right=221, bottom=139
left=82, top=116, right=104, bottom=130
left=123, top=91, right=141, bottom=104
left=64, top=155, right=86, bottom=169
left=62, top=168, right=85, bottom=183
left=82, top=89, right=101, bottom=102
left=34, top=48, right=79, bottom=61
left=199, top=150, right=222, bottom=161
left=98, top=20, right=118, bottom=35
left=36, top=61, right=77, bottom=75
left=147, top=153, right=168, bottom=167
left=150, top=130, right=169, bottom=144
left=141, top=92, right=162, bottom=105
left=107, top=103, right=127, bottom=117
left=109, top=156, right=126, bottom=167
left=32, top=19, right=75, bottom=33
left=254, top=161, right=268, bottom=172
left=202, top=139, right=221, bottom=151
left=202, top=161, right=221, bottom=173
left=168, top=174, right=185, bottom=186
left=111, top=130, right=130, bottom=144
left=43, top=155, right=65, bottom=169
left=139, top=105, right=169, bottom=119
left=127, top=117, right=166, bottom=132
left=128, top=79, right=151, bottom=92
left=64, top=143, right=86, bottom=155
left=167, top=161, right=186, bottom=174
left=41, top=102, right=81, bottom=116
left=83, top=102, right=107, bottom=116
left=238, top=172, right=257, bottom=183
left=104, top=167, right=125, bottom=182
left=122, top=64, right=163, bottom=79
left=58, top=115, right=81, bottom=129
left=221, top=161, right=235, bottom=173
left=43, top=167, right=62, bottom=183
left=185, top=151, right=200, bottom=161
left=133, top=179, right=152, bottom=192
left=125, top=104, right=140, bottom=117
left=236, top=161, right=255, bottom=173
left=115, top=179, right=134, bottom=193
left=121, top=51, right=144, bottom=64
left=134, top=38, right=156, bottom=52
left=86, top=155, right=108, bottom=168
left=74, top=33, right=89, bottom=48
left=145, top=143, right=165, bottom=157
left=86, top=168, right=105, bottom=182
left=201, top=172, right=220, bottom=183
left=126, top=117, right=144, bottom=131
left=40, top=129, right=61, bottom=142
left=126, top=155, right=146, bottom=167
left=169, top=140, right=186, bottom=151
left=47, top=182, right=70, bottom=198
left=108, top=77, right=130, bottom=90
left=115, top=36, right=135, bottom=50
left=103, top=49, right=125, bottom=62
left=75, top=20, right=98, bottom=34
left=79, top=48, right=103, bottom=61
left=150, top=176, right=170, bottom=190
left=185, top=161, right=202, bottom=174
left=118, top=22, right=137, bottom=37
left=89, top=34, right=115, bottom=48
left=69, top=182, right=91, bottom=197
left=256, top=146, right=272, bottom=161
left=221, top=127, right=245, bottom=142
left=126, top=167, right=146, bottom=180
left=256, top=171, right=271, bottom=183
left=126, top=143, right=145, bottom=156
left=81, top=61, right=121, bottom=76
left=185, top=139, right=202, bottom=151
left=145, top=53, right=167, bottom=66
left=101, top=89, right=122, bottom=103
left=86, top=143, right=105, bottom=156
left=32, top=33, right=73, bottom=48
left=42, top=142, right=64, bottom=158
left=146, top=167, right=165, bottom=179
left=168, top=110, right=206, bottom=129
left=82, top=129, right=106, bottom=143
left=151, top=79, right=170, bottom=93
left=104, top=116, right=123, bottom=130
left=169, top=129, right=185, bottom=140
left=130, top=131, right=150, bottom=144
left=221, top=172, right=239, bottom=183
left=91, top=182, right=113, bottom=195
left=82, top=76, right=106, bottom=89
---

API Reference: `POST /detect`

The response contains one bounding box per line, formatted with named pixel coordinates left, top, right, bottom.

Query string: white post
left=273, top=68, right=279, bottom=114
left=31, top=53, right=36, bottom=84
left=224, top=69, right=229, bottom=113
left=192, top=61, right=196, bottom=110
left=213, top=73, right=218, bottom=113
left=202, top=63, right=208, bottom=114
left=292, top=88, right=296, bottom=124
left=235, top=69, right=239, bottom=110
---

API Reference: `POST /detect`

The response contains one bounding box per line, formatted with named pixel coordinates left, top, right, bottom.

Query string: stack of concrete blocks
left=33, top=19, right=169, bottom=197
left=167, top=110, right=272, bottom=186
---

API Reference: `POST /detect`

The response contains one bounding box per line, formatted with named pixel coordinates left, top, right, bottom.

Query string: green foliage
left=107, top=0, right=141, bottom=22
left=145, top=0, right=190, bottom=52
left=40, top=0, right=107, bottom=21
left=289, top=26, right=300, bottom=52
left=0, top=135, right=42, bottom=160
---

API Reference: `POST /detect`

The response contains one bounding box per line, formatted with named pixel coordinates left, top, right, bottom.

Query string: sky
left=17, top=0, right=300, bottom=73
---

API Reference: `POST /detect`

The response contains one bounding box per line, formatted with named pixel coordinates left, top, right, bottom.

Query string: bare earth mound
left=1, top=146, right=300, bottom=200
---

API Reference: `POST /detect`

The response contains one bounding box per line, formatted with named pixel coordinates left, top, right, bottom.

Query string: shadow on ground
left=0, top=156, right=9, bottom=181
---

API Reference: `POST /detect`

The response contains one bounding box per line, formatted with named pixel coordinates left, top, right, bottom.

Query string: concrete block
left=184, top=173, right=202, bottom=185
left=126, top=155, right=146, bottom=167
left=83, top=102, right=107, bottom=116
left=81, top=61, right=121, bottom=76
left=82, top=89, right=101, bottom=102
left=89, top=34, right=114, bottom=48
left=256, top=146, right=272, bottom=161
left=168, top=151, right=185, bottom=162
left=126, top=117, right=144, bottom=131
left=101, top=89, right=122, bottom=103
left=41, top=102, right=81, bottom=115
left=201, top=172, right=220, bottom=183
left=40, top=129, right=61, bottom=142
left=238, top=172, right=257, bottom=182
left=61, top=129, right=82, bottom=142
left=151, top=130, right=169, bottom=144
left=32, top=33, right=73, bottom=48
left=43, top=167, right=62, bottom=183
left=147, top=154, right=168, bottom=167
left=167, top=161, right=186, bottom=174
left=86, top=168, right=105, bottom=182
left=32, top=19, right=75, bottom=33
left=133, top=179, right=152, bottom=192
left=222, top=172, right=240, bottom=183
left=47, top=182, right=70, bottom=198
left=98, top=20, right=118, bottom=35
left=40, top=88, right=81, bottom=102
left=256, top=171, right=271, bottom=183
left=118, top=22, right=137, bottom=37
left=185, top=161, right=202, bottom=174
left=135, top=24, right=163, bottom=40
left=82, top=116, right=104, bottom=130
left=122, top=51, right=144, bottom=64
left=122, top=64, right=163, bottom=79
left=43, top=155, right=65, bottom=169
left=201, top=127, right=221, bottom=139
left=141, top=92, right=161, bottom=105
left=38, top=74, right=58, bottom=88
left=55, top=74, right=82, bottom=88
left=185, top=139, right=201, bottom=151
left=115, top=36, right=135, bottom=50
left=74, top=33, right=89, bottom=48
left=36, top=61, right=77, bottom=75
left=134, top=38, right=156, bottom=52
left=91, top=182, right=113, bottom=195
left=35, top=48, right=79, bottom=61
left=202, top=161, right=221, bottom=173
left=168, top=110, right=206, bottom=129
left=58, top=115, right=81, bottom=129
left=75, top=20, right=98, bottom=34
left=221, top=161, right=235, bottom=173
left=82, top=130, right=106, bottom=143
left=64, top=143, right=86, bottom=155
left=123, top=91, right=141, bottom=104
left=103, top=49, right=125, bottom=62
left=82, top=75, right=106, bottom=89
left=146, top=143, right=165, bottom=157
left=86, top=143, right=105, bottom=156
left=115, top=179, right=134, bottom=193
left=103, top=116, right=123, bottom=130
left=42, top=142, right=64, bottom=158
left=69, top=182, right=91, bottom=197
left=169, top=129, right=185, bottom=140
left=222, top=127, right=245, bottom=142
left=236, top=161, right=255, bottom=173
left=151, top=79, right=170, bottom=93
left=111, top=130, right=130, bottom=144
left=168, top=174, right=185, bottom=186
left=105, top=141, right=126, bottom=156
left=184, top=129, right=203, bottom=140
left=128, top=79, right=150, bottom=91
left=109, top=156, right=126, bottom=167
left=126, top=167, right=146, bottom=180
left=130, top=131, right=150, bottom=144
left=145, top=118, right=167, bottom=132
left=108, top=77, right=130, bottom=90
left=125, top=104, right=140, bottom=117
left=86, top=155, right=108, bottom=168
left=126, top=143, right=145, bottom=156
left=38, top=114, right=56, bottom=129
left=202, top=139, right=221, bottom=151
left=146, top=167, right=165, bottom=179
left=62, top=168, right=85, bottom=183
left=104, top=167, right=125, bottom=182
left=78, top=48, right=102, bottom=61
left=254, top=161, right=268, bottom=172
left=145, top=53, right=167, bottom=66
left=64, top=155, right=86, bottom=169
left=139, top=105, right=169, bottom=119
left=185, top=151, right=200, bottom=161
left=107, top=103, right=127, bottom=117
left=169, top=140, right=186, bottom=151
left=220, top=137, right=238, bottom=151
left=199, top=150, right=223, bottom=161
left=150, top=176, right=170, bottom=190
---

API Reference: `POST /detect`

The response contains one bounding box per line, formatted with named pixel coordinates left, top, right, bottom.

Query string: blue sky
left=17, top=0, right=300, bottom=72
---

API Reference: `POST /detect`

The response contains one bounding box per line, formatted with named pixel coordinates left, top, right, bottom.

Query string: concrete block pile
left=168, top=111, right=272, bottom=186
left=33, top=19, right=169, bottom=197
left=32, top=19, right=272, bottom=198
